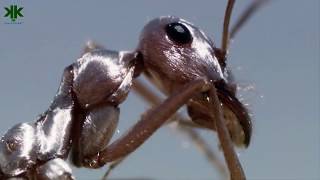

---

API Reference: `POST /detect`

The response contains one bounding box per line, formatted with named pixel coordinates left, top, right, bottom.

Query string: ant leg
left=133, top=79, right=228, bottom=178
left=82, top=79, right=210, bottom=168
left=132, top=79, right=204, bottom=129
left=207, top=86, right=245, bottom=180
left=132, top=79, right=203, bottom=128
left=101, top=158, right=125, bottom=180
left=100, top=79, right=227, bottom=180
left=175, top=125, right=228, bottom=179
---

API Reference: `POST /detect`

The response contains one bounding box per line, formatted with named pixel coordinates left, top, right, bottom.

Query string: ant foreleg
left=207, top=86, right=245, bottom=180
left=100, top=79, right=227, bottom=180
left=133, top=79, right=246, bottom=180
left=133, top=79, right=228, bottom=179
left=81, top=79, right=210, bottom=168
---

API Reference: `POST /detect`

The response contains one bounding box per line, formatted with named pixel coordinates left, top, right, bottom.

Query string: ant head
left=137, top=16, right=252, bottom=147
left=137, top=16, right=226, bottom=90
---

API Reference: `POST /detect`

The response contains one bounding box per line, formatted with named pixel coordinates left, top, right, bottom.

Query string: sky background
left=0, top=0, right=319, bottom=179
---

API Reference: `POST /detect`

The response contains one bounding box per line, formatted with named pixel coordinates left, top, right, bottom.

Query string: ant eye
left=165, top=22, right=192, bottom=44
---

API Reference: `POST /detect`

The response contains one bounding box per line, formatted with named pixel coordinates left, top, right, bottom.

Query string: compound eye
left=165, top=22, right=192, bottom=44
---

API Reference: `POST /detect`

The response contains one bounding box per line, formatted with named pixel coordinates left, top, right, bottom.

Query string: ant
left=0, top=0, right=268, bottom=179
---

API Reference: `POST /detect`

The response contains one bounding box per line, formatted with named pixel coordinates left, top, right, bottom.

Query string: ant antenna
left=230, top=0, right=270, bottom=39
left=219, top=0, right=269, bottom=61
left=221, top=0, right=235, bottom=56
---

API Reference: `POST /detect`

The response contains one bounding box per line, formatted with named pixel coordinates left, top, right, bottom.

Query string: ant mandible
left=0, top=0, right=268, bottom=179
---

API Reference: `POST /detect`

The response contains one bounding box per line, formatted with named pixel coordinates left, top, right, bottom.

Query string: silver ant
left=0, top=0, right=268, bottom=179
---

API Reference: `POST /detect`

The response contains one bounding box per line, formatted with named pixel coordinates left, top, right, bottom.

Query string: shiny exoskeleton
left=1, top=0, right=266, bottom=179
left=0, top=48, right=140, bottom=179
